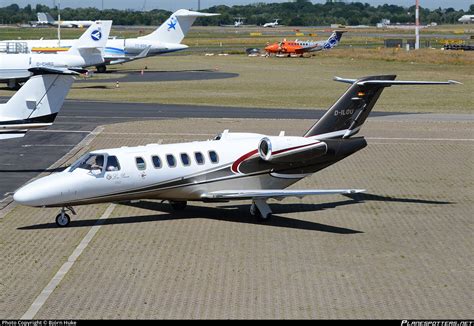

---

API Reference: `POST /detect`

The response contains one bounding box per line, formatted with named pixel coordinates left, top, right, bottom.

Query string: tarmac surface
left=0, top=117, right=472, bottom=319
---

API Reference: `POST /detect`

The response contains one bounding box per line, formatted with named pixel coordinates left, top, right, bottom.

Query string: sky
left=1, top=0, right=471, bottom=12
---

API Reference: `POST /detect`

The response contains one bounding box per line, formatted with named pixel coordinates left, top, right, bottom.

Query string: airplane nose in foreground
left=13, top=175, right=64, bottom=207
left=13, top=186, right=37, bottom=206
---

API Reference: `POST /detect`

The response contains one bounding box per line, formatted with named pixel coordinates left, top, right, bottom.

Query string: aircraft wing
left=201, top=189, right=365, bottom=200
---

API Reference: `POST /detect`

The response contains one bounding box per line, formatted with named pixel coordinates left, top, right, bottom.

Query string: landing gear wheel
left=170, top=201, right=187, bottom=211
left=250, top=202, right=272, bottom=221
left=55, top=213, right=71, bottom=227
left=96, top=65, right=107, bottom=73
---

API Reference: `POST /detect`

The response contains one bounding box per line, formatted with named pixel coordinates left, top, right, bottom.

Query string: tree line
left=0, top=1, right=472, bottom=26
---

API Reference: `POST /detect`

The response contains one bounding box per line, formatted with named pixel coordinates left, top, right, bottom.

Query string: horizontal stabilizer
left=0, top=131, right=27, bottom=140
left=202, top=189, right=365, bottom=200
left=334, top=76, right=462, bottom=86
left=28, top=67, right=80, bottom=75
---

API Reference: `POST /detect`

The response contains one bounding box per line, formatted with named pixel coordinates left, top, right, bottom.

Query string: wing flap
left=201, top=189, right=365, bottom=200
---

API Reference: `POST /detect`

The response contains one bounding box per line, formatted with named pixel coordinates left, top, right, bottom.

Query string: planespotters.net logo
left=402, top=321, right=473, bottom=326
left=91, top=29, right=102, bottom=41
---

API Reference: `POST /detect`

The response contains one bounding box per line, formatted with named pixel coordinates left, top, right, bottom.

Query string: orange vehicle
left=265, top=31, right=345, bottom=56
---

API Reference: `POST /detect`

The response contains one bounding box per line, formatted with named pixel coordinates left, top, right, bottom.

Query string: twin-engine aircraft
left=35, top=12, right=94, bottom=28
left=265, top=31, right=345, bottom=56
left=263, top=19, right=280, bottom=28
left=0, top=20, right=111, bottom=89
left=7, top=9, right=218, bottom=73
left=13, top=75, right=459, bottom=227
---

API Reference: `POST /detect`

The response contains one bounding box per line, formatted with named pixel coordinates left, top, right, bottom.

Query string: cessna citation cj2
left=14, top=75, right=459, bottom=227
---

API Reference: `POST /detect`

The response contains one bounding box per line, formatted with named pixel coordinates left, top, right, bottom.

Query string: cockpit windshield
left=69, top=153, right=105, bottom=173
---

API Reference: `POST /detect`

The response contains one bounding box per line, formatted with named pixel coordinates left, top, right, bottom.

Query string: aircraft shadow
left=343, top=192, right=453, bottom=205
left=18, top=193, right=452, bottom=233
left=74, top=85, right=110, bottom=89
left=18, top=201, right=362, bottom=234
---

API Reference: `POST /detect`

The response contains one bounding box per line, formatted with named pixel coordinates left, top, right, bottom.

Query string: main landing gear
left=250, top=199, right=272, bottom=220
left=55, top=206, right=76, bottom=227
left=95, top=64, right=107, bottom=73
left=170, top=201, right=187, bottom=211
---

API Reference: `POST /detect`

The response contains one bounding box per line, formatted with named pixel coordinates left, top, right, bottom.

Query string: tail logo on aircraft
left=167, top=17, right=177, bottom=31
left=91, top=29, right=102, bottom=41
left=324, top=37, right=337, bottom=49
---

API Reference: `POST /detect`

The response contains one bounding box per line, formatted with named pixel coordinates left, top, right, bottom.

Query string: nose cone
left=265, top=43, right=278, bottom=52
left=14, top=174, right=70, bottom=207
left=14, top=181, right=46, bottom=207
left=13, top=186, right=37, bottom=206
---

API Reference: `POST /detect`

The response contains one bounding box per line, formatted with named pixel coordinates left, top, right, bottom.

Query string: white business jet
left=5, top=10, right=218, bottom=73
left=0, top=70, right=77, bottom=140
left=36, top=12, right=94, bottom=28
left=13, top=75, right=459, bottom=227
left=263, top=19, right=280, bottom=28
left=0, top=20, right=112, bottom=89
left=458, top=15, right=473, bottom=24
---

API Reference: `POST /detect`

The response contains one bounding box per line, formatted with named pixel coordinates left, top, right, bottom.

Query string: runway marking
left=21, top=204, right=116, bottom=320
left=21, top=144, right=78, bottom=148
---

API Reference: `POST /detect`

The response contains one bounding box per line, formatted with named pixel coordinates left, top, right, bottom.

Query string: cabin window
left=166, top=154, right=176, bottom=167
left=152, top=155, right=162, bottom=169
left=181, top=153, right=190, bottom=166
left=195, top=152, right=205, bottom=165
left=106, top=155, right=121, bottom=171
left=70, top=153, right=105, bottom=173
left=209, top=151, right=219, bottom=164
left=135, top=157, right=146, bottom=171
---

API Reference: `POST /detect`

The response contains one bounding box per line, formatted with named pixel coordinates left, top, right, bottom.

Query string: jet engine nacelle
left=258, top=136, right=327, bottom=163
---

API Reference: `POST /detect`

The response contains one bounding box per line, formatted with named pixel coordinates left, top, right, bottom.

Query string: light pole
left=415, top=0, right=420, bottom=49
left=57, top=0, right=61, bottom=47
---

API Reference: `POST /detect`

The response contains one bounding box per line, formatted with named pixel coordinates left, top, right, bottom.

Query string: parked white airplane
left=0, top=71, right=77, bottom=140
left=0, top=20, right=111, bottom=89
left=7, top=10, right=218, bottom=73
left=458, top=15, right=474, bottom=24
left=221, top=18, right=254, bottom=28
left=36, top=12, right=94, bottom=28
left=13, top=75, right=459, bottom=227
left=263, top=19, right=280, bottom=28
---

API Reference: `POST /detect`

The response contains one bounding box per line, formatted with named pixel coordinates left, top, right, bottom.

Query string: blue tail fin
left=323, top=31, right=345, bottom=49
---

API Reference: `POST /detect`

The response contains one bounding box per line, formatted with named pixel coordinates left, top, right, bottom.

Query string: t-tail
left=66, top=20, right=112, bottom=66
left=37, top=12, right=55, bottom=24
left=138, top=9, right=219, bottom=44
left=0, top=70, right=77, bottom=140
left=323, top=31, right=345, bottom=49
left=304, top=75, right=461, bottom=139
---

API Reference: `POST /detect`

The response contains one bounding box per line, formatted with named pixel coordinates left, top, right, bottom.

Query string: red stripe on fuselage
left=231, top=149, right=258, bottom=173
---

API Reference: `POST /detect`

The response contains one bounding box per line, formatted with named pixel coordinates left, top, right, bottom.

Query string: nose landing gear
left=55, top=206, right=76, bottom=227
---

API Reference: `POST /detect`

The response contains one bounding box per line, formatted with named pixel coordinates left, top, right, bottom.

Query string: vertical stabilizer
left=66, top=20, right=112, bottom=66
left=67, top=20, right=112, bottom=54
left=323, top=31, right=345, bottom=49
left=138, top=9, right=219, bottom=44
left=0, top=74, right=74, bottom=139
left=304, top=75, right=459, bottom=139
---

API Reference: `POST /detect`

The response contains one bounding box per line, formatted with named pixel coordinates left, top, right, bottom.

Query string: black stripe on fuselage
left=0, top=113, right=58, bottom=126
left=0, top=130, right=27, bottom=134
